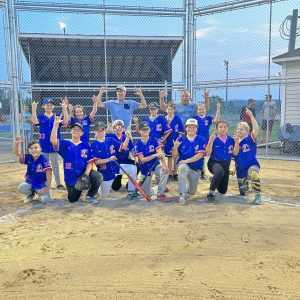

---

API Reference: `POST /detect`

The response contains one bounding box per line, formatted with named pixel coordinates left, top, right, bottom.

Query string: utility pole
left=288, top=9, right=298, bottom=52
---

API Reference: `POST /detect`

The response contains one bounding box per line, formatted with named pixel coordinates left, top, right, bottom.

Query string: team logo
left=36, top=164, right=43, bottom=172
left=175, top=124, right=179, bottom=132
left=228, top=145, right=233, bottom=153
left=110, top=145, right=116, bottom=154
left=194, top=145, right=199, bottom=153
left=149, top=145, right=155, bottom=153
left=156, top=124, right=162, bottom=131
left=81, top=149, right=88, bottom=158
left=65, top=162, right=72, bottom=169
left=205, top=120, right=209, bottom=126
left=242, top=144, right=250, bottom=153
left=82, top=120, right=87, bottom=126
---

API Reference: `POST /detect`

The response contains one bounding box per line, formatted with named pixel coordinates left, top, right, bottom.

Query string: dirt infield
left=0, top=159, right=300, bottom=299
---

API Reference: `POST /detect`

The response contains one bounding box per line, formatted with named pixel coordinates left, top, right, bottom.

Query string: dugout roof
left=19, top=34, right=183, bottom=83
left=273, top=48, right=300, bottom=64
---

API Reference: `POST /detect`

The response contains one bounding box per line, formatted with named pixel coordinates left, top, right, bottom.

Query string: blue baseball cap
left=43, top=97, right=55, bottom=105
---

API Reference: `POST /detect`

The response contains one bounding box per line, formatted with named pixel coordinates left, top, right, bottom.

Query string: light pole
left=59, top=22, right=66, bottom=35
left=224, top=60, right=229, bottom=120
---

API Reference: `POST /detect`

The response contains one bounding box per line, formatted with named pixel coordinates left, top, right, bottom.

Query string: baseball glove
left=75, top=174, right=91, bottom=191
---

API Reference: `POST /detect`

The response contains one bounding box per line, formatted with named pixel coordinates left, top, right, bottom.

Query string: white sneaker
left=86, top=196, right=99, bottom=205
left=178, top=194, right=187, bottom=205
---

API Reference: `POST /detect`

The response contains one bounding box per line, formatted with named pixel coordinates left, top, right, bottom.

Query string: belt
left=189, top=166, right=201, bottom=172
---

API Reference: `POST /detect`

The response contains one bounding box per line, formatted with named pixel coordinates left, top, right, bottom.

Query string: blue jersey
left=37, top=114, right=62, bottom=153
left=20, top=153, right=51, bottom=190
left=70, top=115, right=93, bottom=143
left=209, top=136, right=235, bottom=163
left=133, top=136, right=161, bottom=176
left=177, top=135, right=206, bottom=170
left=175, top=102, right=197, bottom=126
left=55, top=139, right=94, bottom=186
left=143, top=115, right=172, bottom=140
left=193, top=115, right=214, bottom=143
left=235, top=135, right=260, bottom=178
left=164, top=115, right=184, bottom=155
left=104, top=99, right=140, bottom=130
left=91, top=137, right=123, bottom=181
left=106, top=132, right=134, bottom=164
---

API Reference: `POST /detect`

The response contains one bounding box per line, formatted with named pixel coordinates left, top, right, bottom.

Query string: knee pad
left=248, top=168, right=259, bottom=180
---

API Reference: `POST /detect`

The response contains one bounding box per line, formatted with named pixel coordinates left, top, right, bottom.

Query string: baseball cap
left=138, top=121, right=150, bottom=130
left=116, top=85, right=126, bottom=92
left=149, top=102, right=159, bottom=109
left=70, top=122, right=83, bottom=131
left=265, top=94, right=272, bottom=98
left=43, top=97, right=55, bottom=105
left=94, top=121, right=106, bottom=131
left=185, top=118, right=198, bottom=127
left=112, top=119, right=124, bottom=128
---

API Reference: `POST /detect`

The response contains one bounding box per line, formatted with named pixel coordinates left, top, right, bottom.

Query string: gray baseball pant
left=18, top=182, right=51, bottom=203
left=178, top=163, right=201, bottom=195
left=43, top=152, right=61, bottom=186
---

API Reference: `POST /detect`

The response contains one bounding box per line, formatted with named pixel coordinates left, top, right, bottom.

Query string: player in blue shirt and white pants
left=51, top=118, right=102, bottom=204
left=172, top=118, right=206, bottom=205
left=235, top=108, right=261, bottom=204
left=206, top=121, right=240, bottom=203
left=13, top=137, right=52, bottom=204
left=133, top=121, right=170, bottom=202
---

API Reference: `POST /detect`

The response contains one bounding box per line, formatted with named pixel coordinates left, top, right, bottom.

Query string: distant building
left=273, top=48, right=300, bottom=125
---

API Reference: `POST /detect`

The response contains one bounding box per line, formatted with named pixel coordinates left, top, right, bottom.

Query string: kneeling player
left=235, top=109, right=261, bottom=204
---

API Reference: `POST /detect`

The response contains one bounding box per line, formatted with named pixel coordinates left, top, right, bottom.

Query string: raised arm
left=132, top=116, right=141, bottom=135
left=213, top=102, right=221, bottom=124
left=233, top=134, right=240, bottom=156
left=95, top=86, right=107, bottom=108
left=50, top=115, right=63, bottom=147
left=172, top=138, right=182, bottom=160
left=13, top=136, right=23, bottom=158
left=61, top=100, right=70, bottom=125
left=90, top=95, right=98, bottom=119
left=246, top=108, right=259, bottom=139
left=135, top=88, right=147, bottom=109
left=203, top=90, right=210, bottom=111
left=31, top=101, right=39, bottom=125
left=159, top=90, right=168, bottom=112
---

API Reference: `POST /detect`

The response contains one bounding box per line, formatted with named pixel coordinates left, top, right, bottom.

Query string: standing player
left=50, top=118, right=102, bottom=204
left=172, top=118, right=206, bottom=205
left=13, top=136, right=52, bottom=204
left=91, top=121, right=137, bottom=199
left=205, top=121, right=239, bottom=203
left=164, top=102, right=184, bottom=181
left=64, top=95, right=98, bottom=143
left=235, top=109, right=261, bottom=204
left=193, top=102, right=220, bottom=179
left=106, top=119, right=137, bottom=192
left=31, top=98, right=68, bottom=190
left=133, top=121, right=170, bottom=202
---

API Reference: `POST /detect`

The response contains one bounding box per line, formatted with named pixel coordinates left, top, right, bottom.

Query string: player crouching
left=172, top=118, right=206, bottom=205
left=133, top=121, right=170, bottom=202
left=13, top=137, right=52, bottom=204
left=50, top=118, right=102, bottom=204
left=235, top=109, right=261, bottom=205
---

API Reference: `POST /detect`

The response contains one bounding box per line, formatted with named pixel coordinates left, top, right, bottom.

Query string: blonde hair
left=167, top=102, right=176, bottom=110
left=197, top=103, right=206, bottom=109
left=237, top=122, right=250, bottom=132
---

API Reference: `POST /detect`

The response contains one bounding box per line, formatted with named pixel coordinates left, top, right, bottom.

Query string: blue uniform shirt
left=104, top=99, right=140, bottom=130
left=209, top=136, right=235, bottom=163
left=133, top=136, right=161, bottom=176
left=91, top=137, right=123, bottom=181
left=235, top=135, right=260, bottom=178
left=193, top=115, right=214, bottom=143
left=106, top=132, right=134, bottom=164
left=175, top=102, right=197, bottom=126
left=55, top=139, right=94, bottom=186
left=164, top=115, right=184, bottom=155
left=143, top=115, right=172, bottom=140
left=37, top=114, right=62, bottom=153
left=177, top=135, right=206, bottom=170
left=70, top=115, right=93, bottom=143
left=20, top=153, right=51, bottom=190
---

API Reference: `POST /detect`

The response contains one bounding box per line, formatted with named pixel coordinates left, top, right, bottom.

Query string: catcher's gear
left=75, top=174, right=91, bottom=191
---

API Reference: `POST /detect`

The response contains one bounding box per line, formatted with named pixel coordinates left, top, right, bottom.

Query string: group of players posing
left=13, top=89, right=261, bottom=206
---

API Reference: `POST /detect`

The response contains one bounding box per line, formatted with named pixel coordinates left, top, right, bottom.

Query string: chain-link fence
left=1, top=0, right=300, bottom=163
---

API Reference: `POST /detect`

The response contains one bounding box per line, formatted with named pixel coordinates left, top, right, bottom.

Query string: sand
left=0, top=159, right=300, bottom=299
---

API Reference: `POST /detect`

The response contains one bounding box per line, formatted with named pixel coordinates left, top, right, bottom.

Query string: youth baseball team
left=13, top=85, right=261, bottom=206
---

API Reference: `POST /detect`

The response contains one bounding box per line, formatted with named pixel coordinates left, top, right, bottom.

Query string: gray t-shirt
left=262, top=100, right=276, bottom=120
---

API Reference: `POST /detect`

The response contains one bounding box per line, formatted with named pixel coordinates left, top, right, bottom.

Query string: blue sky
left=1, top=0, right=299, bottom=101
